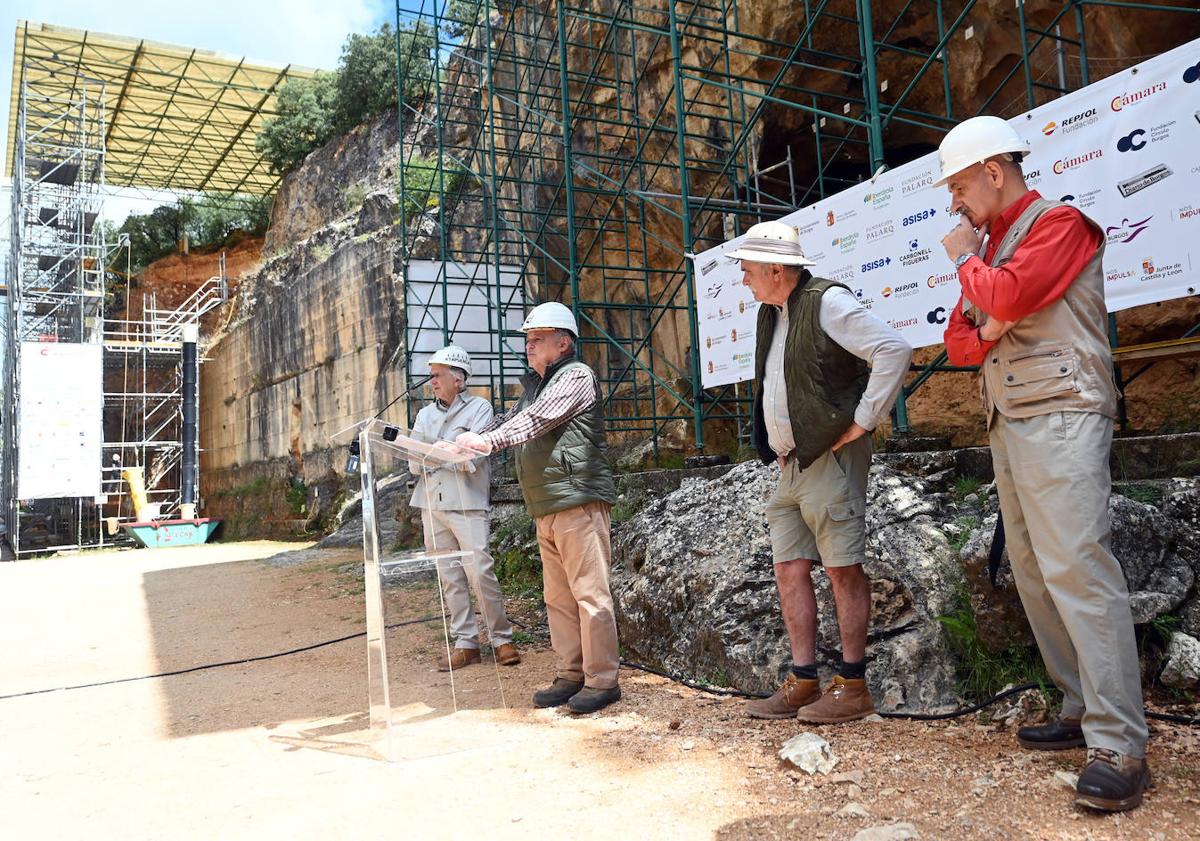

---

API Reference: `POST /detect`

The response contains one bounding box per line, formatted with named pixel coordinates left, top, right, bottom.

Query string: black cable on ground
left=5, top=617, right=1198, bottom=728
left=621, top=661, right=1200, bottom=726
left=0, top=614, right=441, bottom=702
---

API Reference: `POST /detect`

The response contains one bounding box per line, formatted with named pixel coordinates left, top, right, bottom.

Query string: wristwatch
left=954, top=253, right=973, bottom=270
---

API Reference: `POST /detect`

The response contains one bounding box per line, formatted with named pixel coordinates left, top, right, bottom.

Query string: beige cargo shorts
left=764, top=433, right=871, bottom=567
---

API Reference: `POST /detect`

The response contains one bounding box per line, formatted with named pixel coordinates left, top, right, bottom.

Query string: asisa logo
left=1111, top=82, right=1167, bottom=112
left=1052, top=149, right=1102, bottom=174
left=1104, top=216, right=1152, bottom=245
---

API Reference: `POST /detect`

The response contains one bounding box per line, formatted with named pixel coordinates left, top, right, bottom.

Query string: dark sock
left=791, top=663, right=818, bottom=680
left=838, top=658, right=866, bottom=680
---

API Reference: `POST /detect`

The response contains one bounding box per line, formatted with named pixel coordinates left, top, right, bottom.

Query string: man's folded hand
left=455, top=431, right=493, bottom=454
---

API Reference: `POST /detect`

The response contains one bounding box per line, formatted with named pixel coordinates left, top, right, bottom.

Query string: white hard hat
left=520, top=301, right=578, bottom=337
left=428, top=345, right=472, bottom=377
left=726, top=220, right=815, bottom=266
left=934, top=115, right=1030, bottom=186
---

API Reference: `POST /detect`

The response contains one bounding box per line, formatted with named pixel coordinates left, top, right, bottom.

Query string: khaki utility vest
left=963, top=197, right=1117, bottom=428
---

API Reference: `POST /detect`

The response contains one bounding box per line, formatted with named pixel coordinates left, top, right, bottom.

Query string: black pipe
left=181, top=324, right=198, bottom=507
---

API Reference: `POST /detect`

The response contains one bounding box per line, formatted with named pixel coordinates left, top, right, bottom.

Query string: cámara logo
left=1111, top=82, right=1167, bottom=112
left=1053, top=149, right=1103, bottom=174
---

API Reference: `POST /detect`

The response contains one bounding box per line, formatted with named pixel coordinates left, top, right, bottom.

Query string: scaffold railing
left=394, top=0, right=1200, bottom=453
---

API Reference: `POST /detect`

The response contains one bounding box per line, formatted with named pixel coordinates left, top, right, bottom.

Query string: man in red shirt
left=938, top=116, right=1148, bottom=812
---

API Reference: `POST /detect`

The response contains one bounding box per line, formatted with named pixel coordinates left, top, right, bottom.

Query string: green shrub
left=938, top=586, right=1052, bottom=703
left=256, top=23, right=436, bottom=176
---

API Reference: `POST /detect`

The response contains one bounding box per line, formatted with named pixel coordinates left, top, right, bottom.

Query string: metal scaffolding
left=3, top=53, right=230, bottom=556
left=394, top=0, right=1200, bottom=451
left=3, top=22, right=295, bottom=556
left=4, top=57, right=108, bottom=554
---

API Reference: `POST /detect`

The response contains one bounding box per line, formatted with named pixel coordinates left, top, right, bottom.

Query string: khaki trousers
left=990, top=411, right=1147, bottom=757
left=422, top=509, right=513, bottom=650
left=536, top=501, right=620, bottom=689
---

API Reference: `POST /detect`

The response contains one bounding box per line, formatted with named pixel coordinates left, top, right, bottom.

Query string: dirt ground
left=2, top=542, right=1198, bottom=841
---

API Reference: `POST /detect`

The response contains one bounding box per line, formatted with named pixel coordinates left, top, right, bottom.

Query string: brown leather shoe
left=745, top=673, right=821, bottom=719
left=794, top=675, right=876, bottom=724
left=494, top=643, right=521, bottom=666
left=436, top=647, right=482, bottom=672
left=1076, top=748, right=1153, bottom=812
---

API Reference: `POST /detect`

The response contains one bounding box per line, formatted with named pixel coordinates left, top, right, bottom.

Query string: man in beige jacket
left=938, top=116, right=1148, bottom=812
left=410, top=345, right=520, bottom=671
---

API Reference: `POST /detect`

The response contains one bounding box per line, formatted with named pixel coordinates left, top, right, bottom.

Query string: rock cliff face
left=196, top=3, right=1200, bottom=534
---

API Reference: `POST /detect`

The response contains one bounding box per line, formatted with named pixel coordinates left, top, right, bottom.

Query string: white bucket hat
left=726, top=220, right=816, bottom=266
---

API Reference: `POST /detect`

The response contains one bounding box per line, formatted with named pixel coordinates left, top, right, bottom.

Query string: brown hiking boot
left=794, top=675, right=876, bottom=724
left=495, top=643, right=521, bottom=666
left=436, top=647, right=482, bottom=672
left=745, top=673, right=821, bottom=719
left=1076, top=748, right=1153, bottom=812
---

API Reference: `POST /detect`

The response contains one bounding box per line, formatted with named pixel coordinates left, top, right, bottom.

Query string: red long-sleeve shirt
left=943, top=190, right=1103, bottom=366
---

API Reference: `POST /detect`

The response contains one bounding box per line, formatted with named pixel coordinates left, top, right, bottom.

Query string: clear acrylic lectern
left=329, top=417, right=510, bottom=761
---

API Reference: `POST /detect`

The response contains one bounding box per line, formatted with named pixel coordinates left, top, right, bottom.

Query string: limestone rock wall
left=196, top=4, right=1200, bottom=536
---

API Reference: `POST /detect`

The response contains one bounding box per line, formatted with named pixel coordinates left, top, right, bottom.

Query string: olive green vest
left=513, top=358, right=617, bottom=518
left=963, top=198, right=1117, bottom=428
left=752, top=275, right=870, bottom=470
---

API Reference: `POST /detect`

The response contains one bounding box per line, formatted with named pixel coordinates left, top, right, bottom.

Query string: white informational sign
left=692, top=37, right=1200, bottom=388
left=405, top=260, right=527, bottom=380
left=17, top=342, right=103, bottom=499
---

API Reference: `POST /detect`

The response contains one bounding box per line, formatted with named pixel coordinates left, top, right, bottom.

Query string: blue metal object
left=123, top=518, right=220, bottom=548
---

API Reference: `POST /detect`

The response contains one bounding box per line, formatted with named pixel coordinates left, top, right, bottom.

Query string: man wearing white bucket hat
left=734, top=220, right=911, bottom=724
left=937, top=115, right=1148, bottom=812
left=455, top=302, right=621, bottom=715
left=410, top=345, right=520, bottom=671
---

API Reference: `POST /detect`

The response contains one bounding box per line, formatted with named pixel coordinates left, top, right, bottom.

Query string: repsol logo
left=1111, top=82, right=1167, bottom=112
left=1061, top=107, right=1097, bottom=128
left=1053, top=149, right=1103, bottom=174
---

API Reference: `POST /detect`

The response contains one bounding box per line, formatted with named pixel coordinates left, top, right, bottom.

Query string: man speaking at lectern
left=410, top=345, right=520, bottom=672
left=456, top=303, right=622, bottom=715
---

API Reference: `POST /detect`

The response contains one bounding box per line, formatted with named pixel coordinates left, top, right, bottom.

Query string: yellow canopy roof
left=6, top=20, right=320, bottom=194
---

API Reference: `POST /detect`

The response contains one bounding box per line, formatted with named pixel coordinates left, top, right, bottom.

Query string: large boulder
left=957, top=485, right=1198, bottom=639
left=611, top=460, right=965, bottom=712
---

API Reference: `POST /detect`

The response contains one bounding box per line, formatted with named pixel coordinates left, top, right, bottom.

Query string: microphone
left=345, top=373, right=433, bottom=474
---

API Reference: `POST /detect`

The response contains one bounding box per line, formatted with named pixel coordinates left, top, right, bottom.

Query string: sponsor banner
left=691, top=37, right=1200, bottom=388
left=693, top=240, right=762, bottom=387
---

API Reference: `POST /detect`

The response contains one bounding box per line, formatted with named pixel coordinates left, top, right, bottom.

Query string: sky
left=0, top=0, right=398, bottom=247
